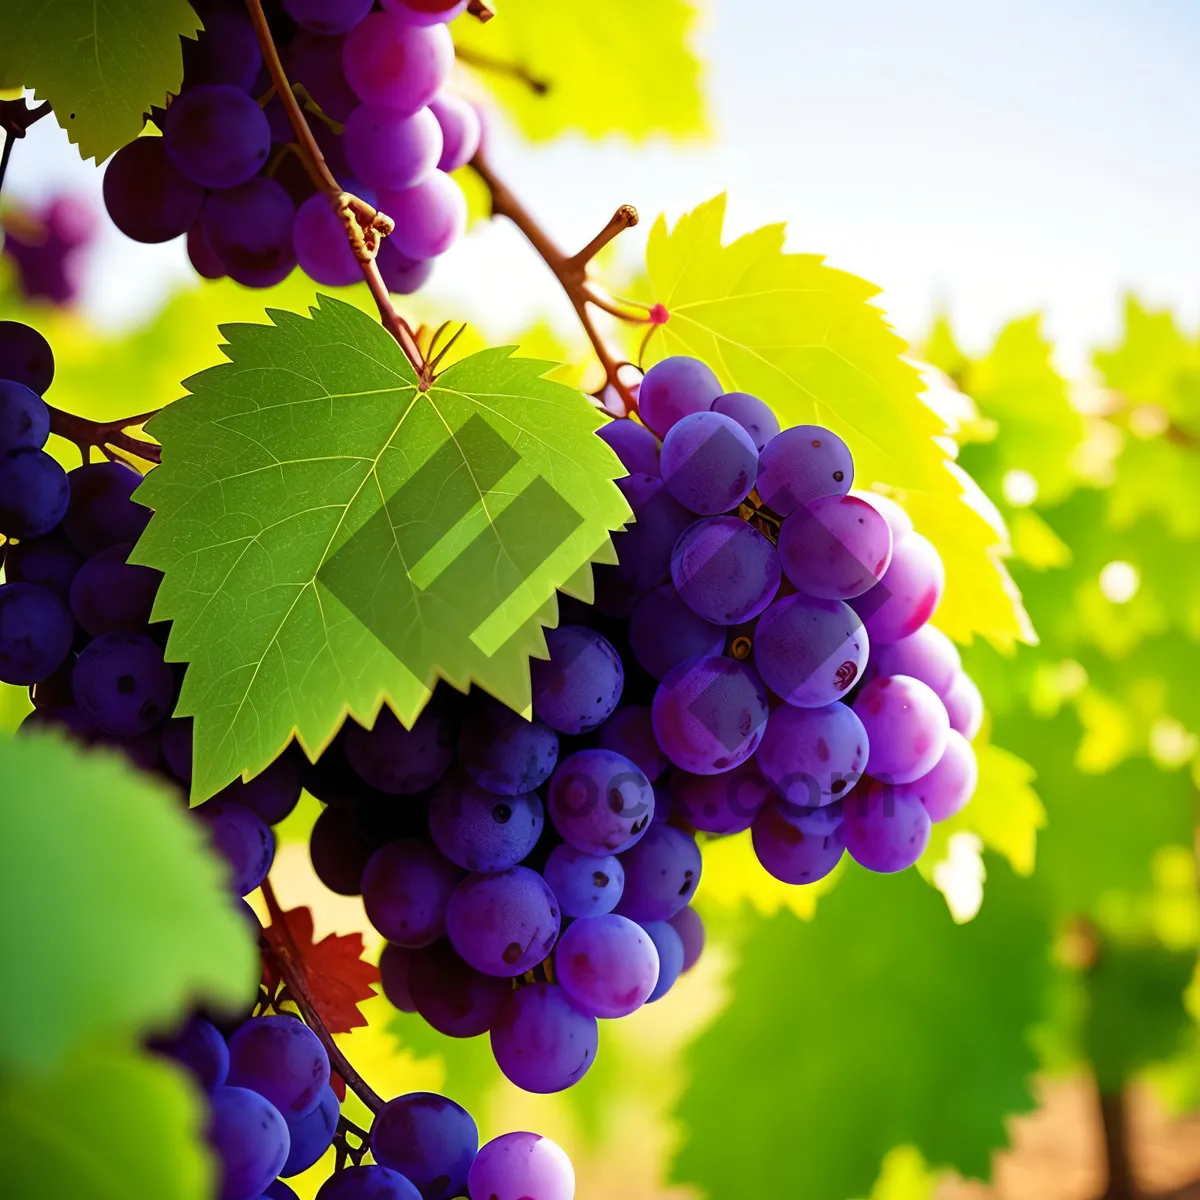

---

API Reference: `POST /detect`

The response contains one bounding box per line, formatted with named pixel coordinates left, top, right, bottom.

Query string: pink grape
left=430, top=94, right=482, bottom=171
left=555, top=914, right=659, bottom=1018
left=382, top=0, right=470, bottom=25
left=467, top=1131, right=575, bottom=1200
left=751, top=805, right=846, bottom=885
left=851, top=531, right=945, bottom=645
left=343, top=104, right=442, bottom=193
left=867, top=624, right=961, bottom=697
left=853, top=490, right=914, bottom=541
left=778, top=493, right=893, bottom=600
left=843, top=777, right=931, bottom=873
left=638, top=357, right=722, bottom=437
left=378, top=171, right=466, bottom=259
left=908, top=729, right=978, bottom=822
left=343, top=13, right=454, bottom=112
left=943, top=671, right=984, bottom=740
left=852, top=675, right=949, bottom=784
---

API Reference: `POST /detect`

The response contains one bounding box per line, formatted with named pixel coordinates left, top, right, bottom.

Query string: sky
left=8, top=0, right=1200, bottom=373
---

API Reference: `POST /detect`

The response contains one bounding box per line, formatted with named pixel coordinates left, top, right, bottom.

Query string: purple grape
left=19, top=704, right=97, bottom=742
left=363, top=839, right=462, bottom=947
left=183, top=8, right=262, bottom=89
left=546, top=748, right=654, bottom=855
left=866, top=623, right=961, bottom=698
left=710, top=391, right=779, bottom=451
left=429, top=94, right=482, bottom=172
left=208, top=1085, right=290, bottom=1200
left=670, top=760, right=772, bottom=834
left=0, top=320, right=54, bottom=393
left=3, top=195, right=93, bottom=306
left=216, top=753, right=303, bottom=825
left=0, top=378, right=49, bottom=452
left=554, top=913, right=659, bottom=1018
left=596, top=705, right=667, bottom=782
left=467, top=1131, right=575, bottom=1200
left=660, top=410, right=758, bottom=515
left=284, top=0, right=373, bottom=35
left=163, top=84, right=271, bottom=189
left=670, top=515, right=780, bottom=625
left=281, top=1082, right=340, bottom=1176
left=628, top=583, right=725, bottom=680
left=378, top=171, right=466, bottom=259
left=72, top=632, right=174, bottom=736
left=843, top=777, right=931, bottom=873
left=606, top=475, right=696, bottom=600
left=227, top=1015, right=330, bottom=1119
left=638, top=356, right=723, bottom=438
left=778, top=493, right=894, bottom=600
left=372, top=1092, right=478, bottom=1199
left=382, top=0, right=470, bottom=25
left=669, top=906, right=705, bottom=972
left=31, top=652, right=76, bottom=710
left=490, top=983, right=598, bottom=1093
left=95, top=725, right=163, bottom=772
left=908, top=729, right=977, bottom=822
left=68, top=542, right=161, bottom=635
left=187, top=221, right=226, bottom=278
left=786, top=798, right=846, bottom=837
left=148, top=1015, right=228, bottom=1091
left=615, top=823, right=701, bottom=922
left=266, top=1182, right=300, bottom=1200
left=406, top=939, right=511, bottom=1037
left=944, top=671, right=983, bottom=740
left=379, top=943, right=417, bottom=1012
left=343, top=705, right=455, bottom=794
left=752, top=593, right=869, bottom=708
left=293, top=191, right=367, bottom=287
left=0, top=448, right=69, bottom=538
left=756, top=701, right=868, bottom=808
left=854, top=490, right=914, bottom=542
left=0, top=582, right=74, bottom=685
left=344, top=104, right=442, bottom=194
left=651, top=656, right=768, bottom=774
left=200, top=178, right=297, bottom=286
left=62, top=462, right=150, bottom=555
left=531, top=625, right=624, bottom=734
left=752, top=805, right=846, bottom=884
left=445, top=867, right=560, bottom=976
left=427, top=773, right=544, bottom=872
left=343, top=15, right=454, bottom=112
left=103, top=138, right=206, bottom=243
left=595, top=417, right=660, bottom=477
left=852, top=675, right=949, bottom=784
left=161, top=716, right=194, bottom=781
left=287, top=30, right=360, bottom=122
left=376, top=241, right=434, bottom=294
left=543, top=844, right=623, bottom=918
left=851, top=532, right=945, bottom=645
left=756, top=425, right=853, bottom=515
left=193, top=798, right=275, bottom=895
left=642, top=920, right=685, bottom=1002
left=456, top=700, right=558, bottom=795
left=310, top=805, right=375, bottom=896
left=316, top=1165, right=422, bottom=1200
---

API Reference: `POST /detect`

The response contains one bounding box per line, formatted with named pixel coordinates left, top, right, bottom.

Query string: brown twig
left=466, top=0, right=495, bottom=21
left=0, top=98, right=53, bottom=196
left=259, top=878, right=384, bottom=1115
left=1098, top=1088, right=1141, bottom=1200
left=469, top=149, right=648, bottom=414
left=48, top=407, right=162, bottom=466
left=456, top=47, right=549, bottom=95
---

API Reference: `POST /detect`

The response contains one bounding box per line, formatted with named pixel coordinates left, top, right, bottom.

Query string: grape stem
left=0, top=98, right=52, bottom=197
left=466, top=0, right=496, bottom=21
left=243, top=0, right=429, bottom=384
left=259, top=877, right=385, bottom=1116
left=455, top=47, right=550, bottom=95
left=47, top=407, right=163, bottom=467
left=469, top=148, right=649, bottom=415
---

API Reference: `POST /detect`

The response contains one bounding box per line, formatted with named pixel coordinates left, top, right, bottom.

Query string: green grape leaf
left=673, top=857, right=1051, bottom=1198
left=0, top=1041, right=213, bottom=1200
left=454, top=0, right=705, bottom=142
left=0, top=733, right=256, bottom=1075
left=643, top=195, right=1033, bottom=648
left=0, top=0, right=199, bottom=162
left=133, top=296, right=630, bottom=800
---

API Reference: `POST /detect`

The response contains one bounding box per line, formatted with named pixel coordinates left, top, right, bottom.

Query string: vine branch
left=0, top=98, right=52, bottom=196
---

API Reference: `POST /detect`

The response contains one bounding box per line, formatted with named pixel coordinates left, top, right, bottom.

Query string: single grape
left=183, top=7, right=262, bottom=89
left=751, top=805, right=846, bottom=885
left=380, top=943, right=417, bottom=1013
left=670, top=515, right=780, bottom=625
left=651, top=656, right=769, bottom=774
left=752, top=593, right=869, bottom=708
left=163, top=84, right=271, bottom=189
left=0, top=448, right=70, bottom=538
left=445, top=867, right=560, bottom=976
left=0, top=319, right=54, bottom=393
left=784, top=798, right=846, bottom=836
left=284, top=0, right=373, bottom=35
left=281, top=1083, right=340, bottom=1177
left=642, top=920, right=685, bottom=1002
left=546, top=748, right=654, bottom=855
left=866, top=624, right=959, bottom=699
left=310, top=805, right=375, bottom=895
left=615, top=823, right=701, bottom=921
left=596, top=705, right=667, bottom=782
left=200, top=178, right=297, bottom=285
left=382, top=0, right=470, bottom=25
left=670, top=759, right=772, bottom=834
left=850, top=531, right=945, bottom=645
left=755, top=701, right=868, bottom=808
left=456, top=699, right=558, bottom=795
left=208, top=1085, right=291, bottom=1200
left=669, top=905, right=705, bottom=972
left=943, top=671, right=983, bottom=740
left=756, top=425, right=853, bottom=515
left=216, top=753, right=304, bottom=825
left=710, top=391, right=779, bottom=451
left=490, top=983, right=598, bottom=1094
left=293, top=190, right=369, bottom=286
left=853, top=489, right=913, bottom=542
left=72, top=631, right=174, bottom=736
left=363, top=839, right=462, bottom=947
left=316, top=1165, right=423, bottom=1200
left=852, top=674, right=949, bottom=784
left=343, top=14, right=454, bottom=112
left=193, top=797, right=276, bottom=895
left=286, top=30, right=361, bottom=122
left=68, top=542, right=161, bottom=635
left=378, top=171, right=466, bottom=259
left=187, top=222, right=226, bottom=279
left=542, top=844, right=624, bottom=918
left=467, top=1131, right=575, bottom=1200
left=406, top=938, right=511, bottom=1037
left=227, top=1015, right=330, bottom=1119
left=842, top=777, right=931, bottom=873
left=371, top=1092, right=478, bottom=1199
left=427, top=773, right=544, bottom=872
left=103, top=138, right=206, bottom=244
left=62, top=461, right=150, bottom=555
left=0, top=583, right=74, bottom=685
left=344, top=704, right=454, bottom=794
left=148, top=1014, right=229, bottom=1091
left=595, top=417, right=660, bottom=477
left=628, top=582, right=725, bottom=680
left=555, top=913, right=659, bottom=1018
left=0, top=378, right=49, bottom=452
left=429, top=94, right=482, bottom=172
left=660, top=410, right=758, bottom=515
left=344, top=104, right=442, bottom=193
left=531, top=625, right=624, bottom=734
left=637, top=356, right=723, bottom=438
left=907, top=729, right=977, bottom=822
left=266, top=1181, right=300, bottom=1200
left=377, top=241, right=434, bottom=294
left=778, top=493, right=893, bottom=600
left=605, top=475, right=695, bottom=598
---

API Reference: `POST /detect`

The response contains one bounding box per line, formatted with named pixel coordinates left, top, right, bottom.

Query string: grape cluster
left=150, top=1007, right=574, bottom=1200
left=103, top=0, right=475, bottom=293
left=1, top=194, right=97, bottom=305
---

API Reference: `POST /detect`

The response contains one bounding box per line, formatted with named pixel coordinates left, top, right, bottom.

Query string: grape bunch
left=103, top=0, right=476, bottom=293
left=150, top=1005, right=575, bottom=1200
left=1, top=194, right=97, bottom=306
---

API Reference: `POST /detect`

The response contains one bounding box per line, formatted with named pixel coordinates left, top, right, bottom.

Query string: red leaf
left=263, top=905, right=380, bottom=1035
